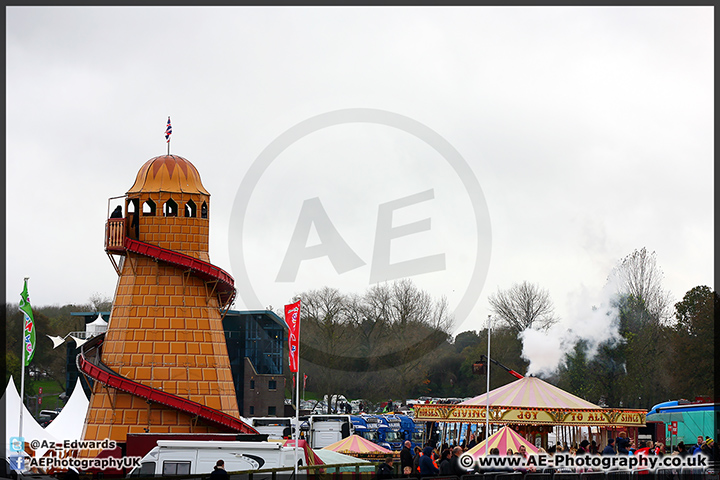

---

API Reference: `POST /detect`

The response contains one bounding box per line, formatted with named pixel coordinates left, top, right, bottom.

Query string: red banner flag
left=303, top=374, right=308, bottom=389
left=284, top=300, right=301, bottom=372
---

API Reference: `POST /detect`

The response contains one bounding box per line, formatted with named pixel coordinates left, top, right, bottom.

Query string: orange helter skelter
left=81, top=154, right=254, bottom=443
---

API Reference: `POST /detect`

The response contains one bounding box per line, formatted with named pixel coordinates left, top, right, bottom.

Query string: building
left=222, top=310, right=286, bottom=417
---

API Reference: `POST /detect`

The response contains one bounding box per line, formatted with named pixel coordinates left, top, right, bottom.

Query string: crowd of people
left=375, top=432, right=718, bottom=478
left=594, top=433, right=717, bottom=460
left=382, top=440, right=471, bottom=478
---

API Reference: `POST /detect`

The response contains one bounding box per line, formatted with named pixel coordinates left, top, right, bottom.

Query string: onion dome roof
left=127, top=154, right=210, bottom=195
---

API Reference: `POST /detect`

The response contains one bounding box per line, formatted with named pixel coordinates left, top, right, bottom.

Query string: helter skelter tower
left=79, top=154, right=256, bottom=443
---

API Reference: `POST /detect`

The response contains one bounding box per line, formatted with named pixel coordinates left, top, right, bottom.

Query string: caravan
left=128, top=440, right=305, bottom=477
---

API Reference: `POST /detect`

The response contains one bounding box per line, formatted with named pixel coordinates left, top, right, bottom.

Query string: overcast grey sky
left=6, top=7, right=713, bottom=342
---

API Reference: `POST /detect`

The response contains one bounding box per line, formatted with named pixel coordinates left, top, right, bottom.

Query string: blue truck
left=377, top=414, right=404, bottom=450
left=372, top=413, right=424, bottom=451
left=398, top=414, right=425, bottom=449
left=350, top=414, right=391, bottom=449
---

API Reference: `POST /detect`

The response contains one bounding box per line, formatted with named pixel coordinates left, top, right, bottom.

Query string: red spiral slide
left=77, top=333, right=257, bottom=434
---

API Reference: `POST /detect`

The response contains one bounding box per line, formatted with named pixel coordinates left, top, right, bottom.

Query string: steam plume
left=520, top=282, right=623, bottom=377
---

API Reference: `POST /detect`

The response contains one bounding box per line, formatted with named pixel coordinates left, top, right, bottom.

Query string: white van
left=307, top=415, right=353, bottom=449
left=249, top=417, right=296, bottom=440
left=128, top=440, right=305, bottom=477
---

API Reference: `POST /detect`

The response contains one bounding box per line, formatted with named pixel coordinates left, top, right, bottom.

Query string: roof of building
left=226, top=309, right=286, bottom=328
left=127, top=154, right=210, bottom=195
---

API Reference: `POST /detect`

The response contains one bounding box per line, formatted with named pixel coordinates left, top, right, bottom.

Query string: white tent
left=86, top=314, right=108, bottom=336
left=45, top=378, right=89, bottom=443
left=3, top=376, right=61, bottom=458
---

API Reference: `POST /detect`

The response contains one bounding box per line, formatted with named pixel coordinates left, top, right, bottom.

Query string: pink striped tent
left=465, top=425, right=540, bottom=457
left=459, top=376, right=603, bottom=409
left=323, top=434, right=393, bottom=454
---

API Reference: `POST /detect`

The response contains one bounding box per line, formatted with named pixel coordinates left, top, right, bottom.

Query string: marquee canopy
left=460, top=375, right=601, bottom=409
left=414, top=376, right=646, bottom=427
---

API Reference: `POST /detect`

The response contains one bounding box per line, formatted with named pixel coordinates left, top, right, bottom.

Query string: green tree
left=5, top=299, right=101, bottom=400
left=454, top=330, right=482, bottom=353
left=557, top=340, right=591, bottom=402
left=457, top=325, right=528, bottom=397
left=666, top=285, right=716, bottom=399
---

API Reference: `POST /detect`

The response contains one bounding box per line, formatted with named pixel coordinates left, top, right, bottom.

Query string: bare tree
left=609, top=247, right=673, bottom=325
left=295, top=279, right=454, bottom=402
left=488, top=281, right=557, bottom=333
left=364, top=279, right=453, bottom=398
left=86, top=293, right=113, bottom=312
left=299, top=286, right=355, bottom=412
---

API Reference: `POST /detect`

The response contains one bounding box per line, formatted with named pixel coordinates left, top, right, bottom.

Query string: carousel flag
left=284, top=300, right=301, bottom=372
left=19, top=278, right=36, bottom=366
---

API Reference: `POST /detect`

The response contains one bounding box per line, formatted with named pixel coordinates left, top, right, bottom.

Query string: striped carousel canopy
left=465, top=425, right=539, bottom=457
left=322, top=434, right=393, bottom=454
left=459, top=375, right=602, bottom=410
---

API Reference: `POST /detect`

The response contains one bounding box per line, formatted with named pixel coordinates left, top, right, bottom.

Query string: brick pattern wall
left=82, top=191, right=239, bottom=444
left=135, top=192, right=210, bottom=259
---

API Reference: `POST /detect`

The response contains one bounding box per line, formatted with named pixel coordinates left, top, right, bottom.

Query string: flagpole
left=19, top=320, right=25, bottom=443
left=294, top=312, right=301, bottom=479
left=165, top=116, right=172, bottom=155
left=19, top=277, right=29, bottom=442
left=485, top=314, right=491, bottom=455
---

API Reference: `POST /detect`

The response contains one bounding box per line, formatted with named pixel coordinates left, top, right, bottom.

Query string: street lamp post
left=485, top=314, right=491, bottom=447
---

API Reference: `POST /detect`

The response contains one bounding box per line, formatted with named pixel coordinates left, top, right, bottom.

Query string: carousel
left=414, top=376, right=646, bottom=451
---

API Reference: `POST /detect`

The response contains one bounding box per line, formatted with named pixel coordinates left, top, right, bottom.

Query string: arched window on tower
left=143, top=199, right=156, bottom=216
left=185, top=199, right=197, bottom=218
left=127, top=198, right=140, bottom=239
left=164, top=198, right=178, bottom=217
left=201, top=201, right=208, bottom=219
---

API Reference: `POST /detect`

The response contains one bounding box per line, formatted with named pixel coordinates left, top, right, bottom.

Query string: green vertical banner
left=19, top=278, right=36, bottom=366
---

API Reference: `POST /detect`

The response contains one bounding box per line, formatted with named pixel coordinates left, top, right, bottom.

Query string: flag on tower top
left=165, top=117, right=172, bottom=143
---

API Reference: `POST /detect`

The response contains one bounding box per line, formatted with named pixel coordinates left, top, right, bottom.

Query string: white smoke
left=520, top=281, right=624, bottom=377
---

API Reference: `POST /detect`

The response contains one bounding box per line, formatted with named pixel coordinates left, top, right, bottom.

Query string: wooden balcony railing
left=105, top=218, right=126, bottom=252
